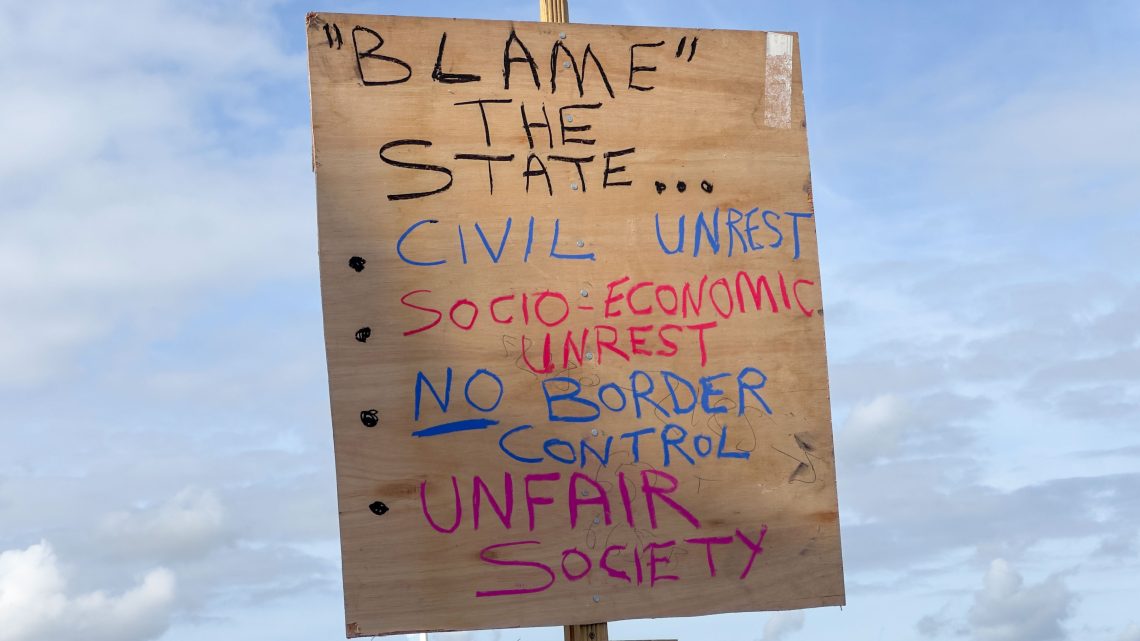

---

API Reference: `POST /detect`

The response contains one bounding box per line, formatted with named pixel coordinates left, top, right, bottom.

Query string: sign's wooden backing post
left=539, top=4, right=607, bottom=641
left=564, top=621, right=608, bottom=641
left=540, top=0, right=570, bottom=24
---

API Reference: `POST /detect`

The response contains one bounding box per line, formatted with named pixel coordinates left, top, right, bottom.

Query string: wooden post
left=540, top=0, right=570, bottom=23
left=548, top=16, right=590, bottom=641
left=564, top=622, right=608, bottom=641
left=546, top=7, right=598, bottom=641
left=548, top=7, right=583, bottom=641
left=537, top=6, right=603, bottom=641
left=534, top=5, right=678, bottom=636
left=538, top=0, right=600, bottom=608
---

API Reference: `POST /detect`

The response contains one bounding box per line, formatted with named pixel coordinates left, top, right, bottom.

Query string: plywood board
left=306, top=12, right=844, bottom=637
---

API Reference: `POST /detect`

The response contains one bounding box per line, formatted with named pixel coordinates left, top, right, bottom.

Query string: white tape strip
left=764, top=32, right=794, bottom=128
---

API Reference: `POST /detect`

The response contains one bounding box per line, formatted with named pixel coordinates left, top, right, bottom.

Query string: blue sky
left=1, top=1, right=1138, bottom=640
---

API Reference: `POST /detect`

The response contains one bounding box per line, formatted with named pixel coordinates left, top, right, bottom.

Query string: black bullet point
left=360, top=409, right=379, bottom=428
left=348, top=256, right=366, bottom=272
left=676, top=181, right=687, bottom=193
left=701, top=180, right=714, bottom=193
left=369, top=501, right=389, bottom=516
left=355, top=327, right=372, bottom=343
left=654, top=181, right=667, bottom=194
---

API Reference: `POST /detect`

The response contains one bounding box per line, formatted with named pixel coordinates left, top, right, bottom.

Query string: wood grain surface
left=307, top=12, right=844, bottom=637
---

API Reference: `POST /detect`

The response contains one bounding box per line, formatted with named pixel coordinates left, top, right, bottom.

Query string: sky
left=0, top=1, right=1138, bottom=640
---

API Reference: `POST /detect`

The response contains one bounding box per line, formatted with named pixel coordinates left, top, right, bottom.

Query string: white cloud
left=944, top=82, right=1140, bottom=217
left=1118, top=623, right=1140, bottom=641
left=0, top=541, right=175, bottom=641
left=916, top=559, right=1079, bottom=641
left=99, top=487, right=226, bottom=561
left=916, top=612, right=958, bottom=638
left=0, top=543, right=64, bottom=641
left=839, top=394, right=912, bottom=464
left=761, top=611, right=805, bottom=641
left=968, top=559, right=1073, bottom=641
left=0, top=0, right=313, bottom=386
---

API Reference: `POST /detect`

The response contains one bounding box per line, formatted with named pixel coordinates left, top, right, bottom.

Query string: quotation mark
left=674, top=35, right=698, bottom=62
left=324, top=23, right=343, bottom=49
left=348, top=256, right=366, bottom=272
left=369, top=501, right=389, bottom=516
left=360, top=409, right=379, bottom=428
left=655, top=180, right=713, bottom=194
